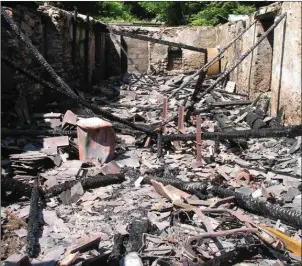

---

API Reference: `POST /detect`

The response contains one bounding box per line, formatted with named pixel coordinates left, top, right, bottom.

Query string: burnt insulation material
left=45, top=172, right=125, bottom=198
left=26, top=182, right=42, bottom=258
left=212, top=187, right=302, bottom=229
left=143, top=176, right=207, bottom=198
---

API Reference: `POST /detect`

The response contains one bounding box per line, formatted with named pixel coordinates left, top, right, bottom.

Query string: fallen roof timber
left=110, top=28, right=207, bottom=53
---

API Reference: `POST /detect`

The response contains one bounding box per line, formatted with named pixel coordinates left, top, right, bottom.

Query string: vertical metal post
left=178, top=105, right=185, bottom=133
left=72, top=6, right=77, bottom=65
left=84, top=13, right=89, bottom=84
left=196, top=115, right=202, bottom=162
left=157, top=132, right=163, bottom=158
left=162, top=97, right=168, bottom=134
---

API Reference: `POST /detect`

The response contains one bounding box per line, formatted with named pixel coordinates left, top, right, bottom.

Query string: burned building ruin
left=1, top=2, right=302, bottom=266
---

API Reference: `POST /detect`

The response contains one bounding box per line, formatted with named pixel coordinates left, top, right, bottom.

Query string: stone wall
left=216, top=2, right=301, bottom=125
left=270, top=2, right=302, bottom=125
left=1, top=4, right=47, bottom=114
left=148, top=26, right=216, bottom=73
left=109, top=25, right=217, bottom=74
left=1, top=4, right=100, bottom=114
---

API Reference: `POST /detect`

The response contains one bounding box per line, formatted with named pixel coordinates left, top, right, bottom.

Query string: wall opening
left=250, top=15, right=275, bottom=97
left=120, top=36, right=128, bottom=73
left=167, top=47, right=182, bottom=70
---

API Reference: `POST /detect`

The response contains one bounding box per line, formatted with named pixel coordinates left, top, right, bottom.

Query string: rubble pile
left=1, top=70, right=301, bottom=266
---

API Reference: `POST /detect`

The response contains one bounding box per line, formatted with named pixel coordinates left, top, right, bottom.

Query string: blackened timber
left=210, top=99, right=253, bottom=107
left=1, top=128, right=76, bottom=137
left=26, top=181, right=41, bottom=258
left=84, top=13, right=89, bottom=84
left=214, top=89, right=248, bottom=97
left=212, top=186, right=302, bottom=228
left=72, top=7, right=77, bottom=65
left=163, top=125, right=302, bottom=142
left=44, top=172, right=125, bottom=198
left=110, top=28, right=207, bottom=53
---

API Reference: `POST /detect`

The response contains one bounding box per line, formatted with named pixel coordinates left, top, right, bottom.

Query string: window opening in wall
left=167, top=46, right=182, bottom=70
left=251, top=15, right=275, bottom=97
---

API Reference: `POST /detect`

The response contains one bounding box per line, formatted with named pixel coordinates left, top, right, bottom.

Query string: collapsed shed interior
left=1, top=1, right=302, bottom=266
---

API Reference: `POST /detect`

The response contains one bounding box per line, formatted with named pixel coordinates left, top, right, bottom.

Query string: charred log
left=143, top=176, right=207, bottom=198
left=26, top=181, right=42, bottom=258
left=212, top=186, right=302, bottom=229
left=2, top=128, right=76, bottom=137
left=126, top=218, right=150, bottom=253
left=45, top=172, right=125, bottom=198
left=163, top=125, right=302, bottom=142
left=108, top=233, right=126, bottom=266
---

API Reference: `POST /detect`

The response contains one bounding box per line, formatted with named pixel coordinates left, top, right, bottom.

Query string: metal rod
left=178, top=106, right=185, bottom=133
left=110, top=28, right=207, bottom=53
left=162, top=97, right=168, bottom=134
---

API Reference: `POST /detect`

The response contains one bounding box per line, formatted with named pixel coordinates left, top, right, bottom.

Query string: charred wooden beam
left=163, top=125, right=302, bottom=142
left=210, top=99, right=253, bottom=107
left=72, top=7, right=77, bottom=65
left=26, top=181, right=42, bottom=258
left=108, top=233, right=126, bottom=266
left=45, top=172, right=125, bottom=198
left=214, top=89, right=248, bottom=97
left=126, top=218, right=150, bottom=253
left=1, top=128, right=76, bottom=137
left=110, top=28, right=207, bottom=53
left=212, top=186, right=302, bottom=229
left=143, top=176, right=207, bottom=198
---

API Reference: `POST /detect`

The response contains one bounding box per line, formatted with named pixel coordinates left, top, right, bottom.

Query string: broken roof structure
left=1, top=2, right=301, bottom=266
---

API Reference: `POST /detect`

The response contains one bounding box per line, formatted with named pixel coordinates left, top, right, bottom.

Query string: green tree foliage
left=36, top=1, right=259, bottom=26
left=189, top=2, right=257, bottom=26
